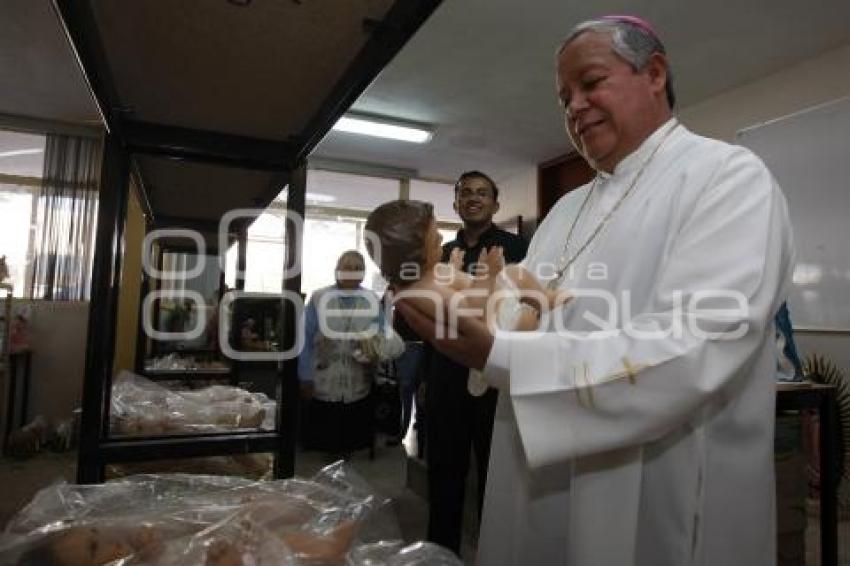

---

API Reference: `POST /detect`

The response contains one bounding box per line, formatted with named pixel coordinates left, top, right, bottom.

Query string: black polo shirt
left=393, top=305, right=421, bottom=342
left=426, top=223, right=528, bottom=385
left=441, top=223, right=528, bottom=268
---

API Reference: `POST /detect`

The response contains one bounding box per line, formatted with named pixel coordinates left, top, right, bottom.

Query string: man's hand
left=449, top=247, right=465, bottom=270
left=395, top=298, right=494, bottom=370
left=482, top=245, right=505, bottom=276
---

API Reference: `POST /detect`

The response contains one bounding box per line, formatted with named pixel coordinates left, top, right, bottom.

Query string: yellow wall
left=113, top=181, right=145, bottom=373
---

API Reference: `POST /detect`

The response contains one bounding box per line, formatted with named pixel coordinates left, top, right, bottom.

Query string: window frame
left=237, top=169, right=461, bottom=298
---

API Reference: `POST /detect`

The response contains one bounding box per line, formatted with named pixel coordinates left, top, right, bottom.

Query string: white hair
left=559, top=18, right=676, bottom=108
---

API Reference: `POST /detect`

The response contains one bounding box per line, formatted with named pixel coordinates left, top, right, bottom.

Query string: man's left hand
left=395, top=299, right=494, bottom=370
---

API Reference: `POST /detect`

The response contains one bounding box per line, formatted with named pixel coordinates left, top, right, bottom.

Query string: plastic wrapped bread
left=107, top=454, right=273, bottom=481
left=120, top=511, right=296, bottom=566
left=0, top=463, right=414, bottom=566
left=346, top=541, right=462, bottom=565
left=110, top=371, right=269, bottom=436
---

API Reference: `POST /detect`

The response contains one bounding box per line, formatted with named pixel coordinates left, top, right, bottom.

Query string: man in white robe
left=397, top=15, right=793, bottom=566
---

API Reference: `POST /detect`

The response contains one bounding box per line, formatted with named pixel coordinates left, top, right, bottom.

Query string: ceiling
left=1, top=0, right=850, bottom=187
left=312, top=0, right=850, bottom=181
left=0, top=131, right=46, bottom=178
left=90, top=0, right=395, bottom=139
left=78, top=0, right=409, bottom=223
left=0, top=0, right=439, bottom=226
left=0, top=1, right=100, bottom=125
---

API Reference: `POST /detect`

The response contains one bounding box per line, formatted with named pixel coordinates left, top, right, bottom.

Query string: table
left=3, top=348, right=33, bottom=452
left=142, top=366, right=235, bottom=387
left=776, top=381, right=839, bottom=566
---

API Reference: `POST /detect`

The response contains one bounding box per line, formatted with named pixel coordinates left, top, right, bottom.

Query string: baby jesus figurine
left=365, top=200, right=570, bottom=392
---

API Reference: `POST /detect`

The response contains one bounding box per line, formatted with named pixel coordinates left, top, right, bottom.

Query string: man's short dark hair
left=454, top=170, right=499, bottom=202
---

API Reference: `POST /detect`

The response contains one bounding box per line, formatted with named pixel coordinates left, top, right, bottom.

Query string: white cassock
left=478, top=119, right=794, bottom=566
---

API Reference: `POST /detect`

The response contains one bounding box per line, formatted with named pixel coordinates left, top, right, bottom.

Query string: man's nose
left=567, top=91, right=589, bottom=119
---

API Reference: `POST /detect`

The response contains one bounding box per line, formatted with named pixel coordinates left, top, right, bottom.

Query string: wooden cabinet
left=538, top=152, right=594, bottom=221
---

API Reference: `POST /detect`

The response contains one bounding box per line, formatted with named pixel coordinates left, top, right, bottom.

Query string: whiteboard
left=737, top=97, right=850, bottom=330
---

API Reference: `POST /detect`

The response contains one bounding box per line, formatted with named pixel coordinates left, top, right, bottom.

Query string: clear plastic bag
left=110, top=371, right=269, bottom=436
left=118, top=510, right=297, bottom=566
left=347, top=541, right=462, bottom=565
left=0, top=463, right=409, bottom=566
left=107, top=453, right=273, bottom=481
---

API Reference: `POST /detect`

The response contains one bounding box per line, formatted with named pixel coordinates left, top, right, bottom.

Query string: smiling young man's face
left=557, top=30, right=668, bottom=172
left=453, top=175, right=499, bottom=227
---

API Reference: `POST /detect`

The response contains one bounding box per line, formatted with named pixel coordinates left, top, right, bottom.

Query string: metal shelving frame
left=53, top=0, right=443, bottom=483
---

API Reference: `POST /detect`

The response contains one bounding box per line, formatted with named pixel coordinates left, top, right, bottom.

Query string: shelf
left=143, top=367, right=231, bottom=375
left=64, top=0, right=443, bottom=483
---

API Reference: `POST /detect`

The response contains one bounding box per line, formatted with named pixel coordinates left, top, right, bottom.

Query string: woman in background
left=298, top=250, right=402, bottom=458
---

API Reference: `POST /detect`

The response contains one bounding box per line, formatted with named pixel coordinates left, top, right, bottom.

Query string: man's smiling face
left=454, top=175, right=499, bottom=226
left=557, top=30, right=666, bottom=172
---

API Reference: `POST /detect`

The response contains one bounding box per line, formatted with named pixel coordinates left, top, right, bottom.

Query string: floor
left=0, top=450, right=77, bottom=530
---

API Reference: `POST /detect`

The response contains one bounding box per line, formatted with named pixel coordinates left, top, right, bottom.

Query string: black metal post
left=99, top=431, right=281, bottom=463
left=149, top=245, right=164, bottom=356
left=123, top=121, right=293, bottom=171
left=134, top=219, right=153, bottom=374
left=291, top=0, right=443, bottom=165
left=236, top=228, right=247, bottom=292
left=819, top=388, right=839, bottom=566
left=77, top=135, right=130, bottom=483
left=274, top=162, right=306, bottom=479
left=52, top=0, right=123, bottom=136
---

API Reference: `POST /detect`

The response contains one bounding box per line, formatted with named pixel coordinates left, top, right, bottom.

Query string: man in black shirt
left=389, top=299, right=426, bottom=447
left=425, top=171, right=527, bottom=553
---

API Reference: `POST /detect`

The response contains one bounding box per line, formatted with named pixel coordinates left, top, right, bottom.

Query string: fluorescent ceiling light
left=306, top=192, right=336, bottom=204
left=332, top=115, right=433, bottom=143
left=0, top=148, right=43, bottom=159
left=273, top=189, right=337, bottom=204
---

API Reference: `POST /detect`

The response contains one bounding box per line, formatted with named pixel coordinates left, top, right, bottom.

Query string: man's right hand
left=449, top=247, right=465, bottom=270
left=481, top=246, right=505, bottom=278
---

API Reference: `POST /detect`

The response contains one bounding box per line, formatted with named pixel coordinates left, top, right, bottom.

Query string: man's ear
left=453, top=199, right=460, bottom=214
left=491, top=201, right=501, bottom=216
left=645, top=52, right=668, bottom=100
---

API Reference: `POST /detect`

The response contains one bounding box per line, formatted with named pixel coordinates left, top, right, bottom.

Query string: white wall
left=681, top=42, right=850, bottom=371
left=680, top=43, right=850, bottom=142
left=5, top=300, right=89, bottom=425
left=496, top=165, right=538, bottom=237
